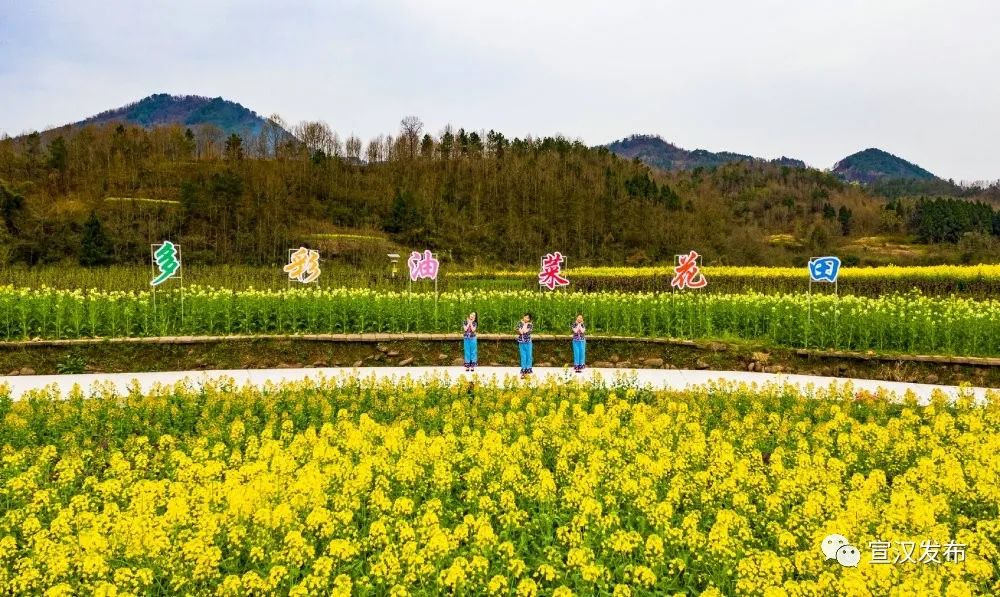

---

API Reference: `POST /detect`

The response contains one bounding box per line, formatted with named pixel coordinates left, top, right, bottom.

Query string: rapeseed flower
left=0, top=375, right=997, bottom=595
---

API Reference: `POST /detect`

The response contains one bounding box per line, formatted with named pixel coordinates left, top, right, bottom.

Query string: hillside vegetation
left=605, top=134, right=805, bottom=171
left=832, top=147, right=936, bottom=184
left=0, top=117, right=998, bottom=267
left=73, top=94, right=278, bottom=138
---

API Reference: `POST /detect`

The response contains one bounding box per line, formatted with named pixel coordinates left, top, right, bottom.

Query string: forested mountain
left=605, top=134, right=806, bottom=171
left=832, top=148, right=937, bottom=184
left=58, top=94, right=287, bottom=139
left=0, top=116, right=997, bottom=267
left=609, top=137, right=965, bottom=193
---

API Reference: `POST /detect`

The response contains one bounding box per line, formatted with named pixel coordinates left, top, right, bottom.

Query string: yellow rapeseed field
left=462, top=264, right=1000, bottom=282
left=454, top=264, right=1000, bottom=298
left=1, top=376, right=998, bottom=596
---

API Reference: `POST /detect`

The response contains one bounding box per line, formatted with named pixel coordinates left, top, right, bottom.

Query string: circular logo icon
left=821, top=534, right=850, bottom=560
left=835, top=544, right=861, bottom=567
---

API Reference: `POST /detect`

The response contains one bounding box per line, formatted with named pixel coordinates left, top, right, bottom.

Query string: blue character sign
left=808, top=256, right=841, bottom=283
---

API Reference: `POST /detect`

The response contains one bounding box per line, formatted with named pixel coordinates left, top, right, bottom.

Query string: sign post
left=671, top=250, right=707, bottom=338
left=807, top=256, right=841, bottom=348
left=407, top=250, right=440, bottom=325
left=150, top=240, right=183, bottom=328
left=538, top=252, right=569, bottom=330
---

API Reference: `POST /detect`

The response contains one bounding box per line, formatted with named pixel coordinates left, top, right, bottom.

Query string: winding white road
left=1, top=366, right=994, bottom=405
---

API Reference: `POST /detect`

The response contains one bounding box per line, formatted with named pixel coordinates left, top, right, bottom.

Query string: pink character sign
left=407, top=250, right=439, bottom=282
left=671, top=250, right=707, bottom=289
left=538, top=252, right=570, bottom=290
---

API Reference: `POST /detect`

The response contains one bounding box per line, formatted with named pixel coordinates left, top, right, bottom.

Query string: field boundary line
left=795, top=349, right=1000, bottom=367
left=0, top=333, right=997, bottom=367
left=0, top=333, right=700, bottom=348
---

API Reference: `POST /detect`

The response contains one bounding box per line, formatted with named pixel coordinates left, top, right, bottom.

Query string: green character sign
left=151, top=241, right=181, bottom=286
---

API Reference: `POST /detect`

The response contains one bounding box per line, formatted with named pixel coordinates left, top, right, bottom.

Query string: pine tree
left=659, top=184, right=681, bottom=210
left=420, top=134, right=434, bottom=158
left=224, top=134, right=244, bottom=161
left=838, top=206, right=853, bottom=235
left=47, top=136, right=68, bottom=173
left=184, top=128, right=196, bottom=158
left=0, top=180, right=24, bottom=234
left=384, top=188, right=423, bottom=235
left=80, top=212, right=113, bottom=266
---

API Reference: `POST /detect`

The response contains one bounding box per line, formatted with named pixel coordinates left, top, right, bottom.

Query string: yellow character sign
left=284, top=247, right=321, bottom=283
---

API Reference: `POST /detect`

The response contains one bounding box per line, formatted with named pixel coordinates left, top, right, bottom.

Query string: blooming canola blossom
left=0, top=376, right=997, bottom=595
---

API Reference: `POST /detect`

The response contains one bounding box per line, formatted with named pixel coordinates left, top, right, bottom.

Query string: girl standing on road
left=517, top=313, right=534, bottom=377
left=572, top=314, right=586, bottom=372
left=463, top=311, right=478, bottom=372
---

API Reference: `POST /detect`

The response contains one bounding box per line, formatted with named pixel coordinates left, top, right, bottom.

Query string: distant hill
left=832, top=148, right=937, bottom=184
left=72, top=93, right=281, bottom=138
left=605, top=134, right=805, bottom=171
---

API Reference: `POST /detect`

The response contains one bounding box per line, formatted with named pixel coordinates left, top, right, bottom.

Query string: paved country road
left=1, top=366, right=993, bottom=405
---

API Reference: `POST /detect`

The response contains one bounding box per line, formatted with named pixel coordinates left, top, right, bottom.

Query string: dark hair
left=523, top=312, right=532, bottom=320
left=470, top=311, right=478, bottom=323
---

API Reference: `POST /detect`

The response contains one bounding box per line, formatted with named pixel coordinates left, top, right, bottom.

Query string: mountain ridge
left=70, top=93, right=281, bottom=138
left=605, top=134, right=946, bottom=186
left=605, top=134, right=806, bottom=172
left=831, top=147, right=937, bottom=184
left=13, top=97, right=962, bottom=186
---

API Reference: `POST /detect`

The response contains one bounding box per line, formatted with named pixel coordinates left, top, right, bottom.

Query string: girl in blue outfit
left=516, top=313, right=533, bottom=377
left=463, top=311, right=478, bottom=371
left=572, top=314, right=586, bottom=372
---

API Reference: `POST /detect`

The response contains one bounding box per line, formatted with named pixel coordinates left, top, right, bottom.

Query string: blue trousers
left=573, top=339, right=586, bottom=368
left=463, top=337, right=478, bottom=367
left=518, top=342, right=533, bottom=373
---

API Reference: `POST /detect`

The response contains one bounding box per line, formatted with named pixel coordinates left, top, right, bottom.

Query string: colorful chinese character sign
left=808, top=256, right=841, bottom=283
left=407, top=250, right=439, bottom=282
left=284, top=247, right=321, bottom=283
left=538, top=252, right=570, bottom=290
left=150, top=241, right=180, bottom=287
left=671, top=250, right=707, bottom=289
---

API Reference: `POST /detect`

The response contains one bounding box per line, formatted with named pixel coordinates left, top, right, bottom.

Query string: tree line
left=0, top=116, right=993, bottom=267
left=888, top=198, right=1000, bottom=243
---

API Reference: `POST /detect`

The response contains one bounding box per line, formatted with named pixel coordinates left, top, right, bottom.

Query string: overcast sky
left=1, top=0, right=998, bottom=181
